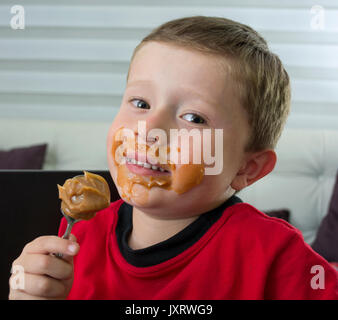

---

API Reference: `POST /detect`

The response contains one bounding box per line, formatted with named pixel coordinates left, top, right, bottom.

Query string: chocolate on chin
left=57, top=171, right=111, bottom=220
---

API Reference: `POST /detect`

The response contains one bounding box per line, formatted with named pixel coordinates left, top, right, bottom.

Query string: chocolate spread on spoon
left=57, top=171, right=111, bottom=220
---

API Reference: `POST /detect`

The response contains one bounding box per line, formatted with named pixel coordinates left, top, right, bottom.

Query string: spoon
left=54, top=209, right=80, bottom=258
left=57, top=174, right=83, bottom=240
left=55, top=173, right=83, bottom=258
left=60, top=208, right=80, bottom=240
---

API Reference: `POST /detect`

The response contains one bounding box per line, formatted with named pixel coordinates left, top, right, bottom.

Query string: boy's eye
left=181, top=113, right=206, bottom=124
left=131, top=99, right=150, bottom=109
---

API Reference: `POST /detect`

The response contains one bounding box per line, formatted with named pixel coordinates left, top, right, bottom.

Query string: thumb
left=61, top=234, right=79, bottom=263
left=68, top=233, right=77, bottom=243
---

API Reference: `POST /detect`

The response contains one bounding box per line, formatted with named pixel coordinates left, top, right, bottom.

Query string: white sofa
left=0, top=118, right=111, bottom=171
left=1, top=117, right=337, bottom=245
left=239, top=128, right=338, bottom=245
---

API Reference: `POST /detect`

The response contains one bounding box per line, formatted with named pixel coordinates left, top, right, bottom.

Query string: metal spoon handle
left=55, top=211, right=78, bottom=258
left=61, top=220, right=75, bottom=240
left=54, top=221, right=74, bottom=259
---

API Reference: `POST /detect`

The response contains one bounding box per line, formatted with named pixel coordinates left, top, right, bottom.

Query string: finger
left=54, top=234, right=79, bottom=263
left=9, top=289, right=62, bottom=300
left=17, top=254, right=73, bottom=280
left=14, top=273, right=67, bottom=298
left=23, top=236, right=79, bottom=256
left=9, top=290, right=46, bottom=300
left=68, top=234, right=77, bottom=242
left=54, top=233, right=78, bottom=262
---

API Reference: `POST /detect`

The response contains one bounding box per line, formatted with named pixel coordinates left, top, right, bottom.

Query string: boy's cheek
left=107, top=123, right=122, bottom=161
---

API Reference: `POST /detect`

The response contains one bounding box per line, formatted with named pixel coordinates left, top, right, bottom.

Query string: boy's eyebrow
left=127, top=79, right=220, bottom=108
left=179, top=86, right=219, bottom=108
left=127, top=79, right=153, bottom=87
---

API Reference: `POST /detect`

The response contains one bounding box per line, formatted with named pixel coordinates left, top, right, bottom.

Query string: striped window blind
left=0, top=0, right=337, bottom=128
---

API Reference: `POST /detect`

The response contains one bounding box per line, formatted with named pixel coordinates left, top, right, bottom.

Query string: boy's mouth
left=123, top=155, right=171, bottom=176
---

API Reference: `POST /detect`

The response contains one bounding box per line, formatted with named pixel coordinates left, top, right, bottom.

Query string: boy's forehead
left=128, top=42, right=235, bottom=105
left=130, top=41, right=231, bottom=78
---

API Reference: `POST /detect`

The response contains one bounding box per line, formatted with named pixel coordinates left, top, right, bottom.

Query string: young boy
left=9, top=16, right=338, bottom=300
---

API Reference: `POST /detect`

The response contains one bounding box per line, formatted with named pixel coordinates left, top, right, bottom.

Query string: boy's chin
left=117, top=183, right=174, bottom=208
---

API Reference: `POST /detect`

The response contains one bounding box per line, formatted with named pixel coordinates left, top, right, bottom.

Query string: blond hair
left=129, top=16, right=291, bottom=152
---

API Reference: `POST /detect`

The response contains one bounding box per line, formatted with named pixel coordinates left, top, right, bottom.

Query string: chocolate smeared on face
left=111, top=127, right=205, bottom=203
left=57, top=171, right=111, bottom=220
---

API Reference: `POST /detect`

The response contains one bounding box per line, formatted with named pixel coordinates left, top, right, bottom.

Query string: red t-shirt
left=58, top=199, right=338, bottom=300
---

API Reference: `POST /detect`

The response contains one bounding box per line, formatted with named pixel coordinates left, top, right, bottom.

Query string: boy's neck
left=128, top=207, right=200, bottom=250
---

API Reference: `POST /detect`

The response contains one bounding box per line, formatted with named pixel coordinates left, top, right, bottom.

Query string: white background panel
left=0, top=0, right=337, bottom=126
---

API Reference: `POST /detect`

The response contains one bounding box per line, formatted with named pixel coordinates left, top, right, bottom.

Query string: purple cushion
left=265, top=209, right=290, bottom=222
left=312, top=173, right=338, bottom=262
left=0, top=144, right=47, bottom=169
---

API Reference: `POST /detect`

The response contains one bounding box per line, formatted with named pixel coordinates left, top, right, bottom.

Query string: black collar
left=115, top=195, right=242, bottom=267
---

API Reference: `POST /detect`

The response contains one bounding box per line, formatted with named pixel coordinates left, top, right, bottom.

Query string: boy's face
left=107, top=41, right=250, bottom=218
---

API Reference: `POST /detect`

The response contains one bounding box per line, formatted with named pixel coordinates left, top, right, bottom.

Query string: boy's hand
left=9, top=235, right=79, bottom=300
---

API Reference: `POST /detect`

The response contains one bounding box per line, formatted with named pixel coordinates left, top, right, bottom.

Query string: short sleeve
left=264, top=231, right=338, bottom=299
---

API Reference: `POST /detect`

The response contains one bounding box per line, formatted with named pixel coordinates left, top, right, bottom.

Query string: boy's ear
left=230, top=149, right=277, bottom=191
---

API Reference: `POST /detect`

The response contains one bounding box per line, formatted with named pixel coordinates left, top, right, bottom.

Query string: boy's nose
left=134, top=131, right=158, bottom=144
left=135, top=111, right=173, bottom=144
left=145, top=110, right=172, bottom=130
